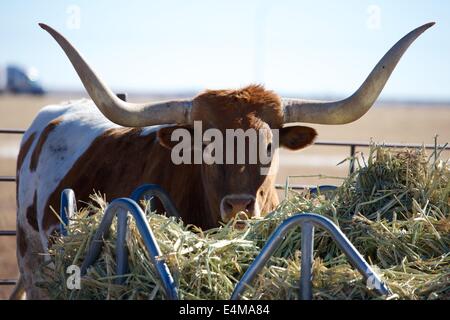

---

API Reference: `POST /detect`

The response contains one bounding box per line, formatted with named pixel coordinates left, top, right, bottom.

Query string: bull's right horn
left=282, top=22, right=435, bottom=124
left=39, top=23, right=193, bottom=127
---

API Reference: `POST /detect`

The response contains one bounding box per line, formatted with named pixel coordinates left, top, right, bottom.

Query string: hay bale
left=40, top=143, right=450, bottom=300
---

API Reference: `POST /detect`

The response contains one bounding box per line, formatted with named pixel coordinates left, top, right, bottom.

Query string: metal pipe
left=309, top=185, right=337, bottom=194
left=315, top=140, right=450, bottom=150
left=1, top=127, right=448, bottom=149
left=59, top=189, right=77, bottom=236
left=80, top=198, right=178, bottom=300
left=130, top=184, right=181, bottom=218
left=300, top=222, right=314, bottom=300
left=0, top=129, right=26, bottom=134
left=0, top=230, right=16, bottom=236
left=116, top=212, right=129, bottom=284
left=0, top=176, right=16, bottom=182
left=231, top=213, right=390, bottom=300
left=80, top=210, right=114, bottom=275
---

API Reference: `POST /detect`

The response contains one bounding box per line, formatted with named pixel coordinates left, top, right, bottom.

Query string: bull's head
left=156, top=85, right=317, bottom=224
left=39, top=22, right=434, bottom=226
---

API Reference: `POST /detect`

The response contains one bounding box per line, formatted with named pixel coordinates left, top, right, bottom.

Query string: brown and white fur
left=13, top=85, right=317, bottom=299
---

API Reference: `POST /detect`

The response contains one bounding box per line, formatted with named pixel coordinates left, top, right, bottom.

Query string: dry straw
left=41, top=143, right=449, bottom=300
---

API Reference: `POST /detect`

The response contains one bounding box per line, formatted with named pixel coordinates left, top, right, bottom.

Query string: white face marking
left=219, top=193, right=260, bottom=222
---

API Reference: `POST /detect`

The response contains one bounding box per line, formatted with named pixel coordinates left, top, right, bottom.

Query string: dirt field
left=0, top=93, right=449, bottom=299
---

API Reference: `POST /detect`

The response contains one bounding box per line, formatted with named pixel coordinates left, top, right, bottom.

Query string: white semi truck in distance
left=0, top=65, right=45, bottom=95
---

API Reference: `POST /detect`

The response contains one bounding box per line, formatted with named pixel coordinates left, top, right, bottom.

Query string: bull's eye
left=266, top=143, right=272, bottom=157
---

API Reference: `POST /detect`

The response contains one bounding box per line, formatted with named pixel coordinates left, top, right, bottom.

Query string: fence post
left=300, top=222, right=314, bottom=300
left=116, top=212, right=129, bottom=284
left=116, top=93, right=127, bottom=102
left=349, top=145, right=356, bottom=174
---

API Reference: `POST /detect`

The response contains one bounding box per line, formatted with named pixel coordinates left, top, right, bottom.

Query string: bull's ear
left=279, top=126, right=317, bottom=150
left=157, top=125, right=193, bottom=150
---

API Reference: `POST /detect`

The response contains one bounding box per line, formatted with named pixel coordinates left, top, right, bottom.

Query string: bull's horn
left=282, top=22, right=435, bottom=124
left=39, top=23, right=192, bottom=126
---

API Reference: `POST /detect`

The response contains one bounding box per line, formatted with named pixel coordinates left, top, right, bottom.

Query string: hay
left=40, top=143, right=450, bottom=300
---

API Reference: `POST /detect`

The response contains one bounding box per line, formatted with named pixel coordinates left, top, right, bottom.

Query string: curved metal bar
left=309, top=185, right=337, bottom=195
left=59, top=189, right=77, bottom=236
left=130, top=184, right=180, bottom=218
left=231, top=213, right=390, bottom=300
left=80, top=198, right=178, bottom=300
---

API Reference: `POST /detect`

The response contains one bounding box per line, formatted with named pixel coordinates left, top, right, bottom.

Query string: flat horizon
left=33, top=90, right=450, bottom=107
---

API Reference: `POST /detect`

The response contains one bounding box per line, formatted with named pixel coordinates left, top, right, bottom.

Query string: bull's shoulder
left=17, top=99, right=174, bottom=250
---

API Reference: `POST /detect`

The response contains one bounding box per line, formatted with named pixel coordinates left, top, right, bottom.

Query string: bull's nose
left=220, top=195, right=256, bottom=222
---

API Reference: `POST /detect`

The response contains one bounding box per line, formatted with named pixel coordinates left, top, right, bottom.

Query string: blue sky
left=1, top=0, right=449, bottom=100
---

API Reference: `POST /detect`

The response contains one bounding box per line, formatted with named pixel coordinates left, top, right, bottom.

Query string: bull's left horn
left=39, top=23, right=192, bottom=127
left=282, top=22, right=435, bottom=124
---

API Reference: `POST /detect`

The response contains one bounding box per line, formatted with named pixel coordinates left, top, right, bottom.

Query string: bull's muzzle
left=220, top=194, right=259, bottom=223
